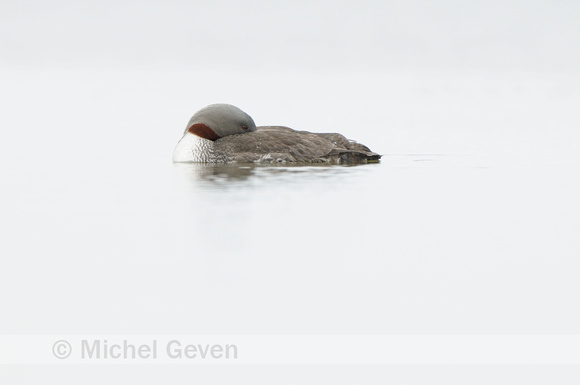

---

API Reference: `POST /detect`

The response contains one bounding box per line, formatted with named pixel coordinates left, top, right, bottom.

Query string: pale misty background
left=1, top=0, right=580, bottom=383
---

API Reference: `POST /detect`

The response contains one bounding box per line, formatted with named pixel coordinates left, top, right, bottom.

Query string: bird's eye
left=241, top=125, right=248, bottom=130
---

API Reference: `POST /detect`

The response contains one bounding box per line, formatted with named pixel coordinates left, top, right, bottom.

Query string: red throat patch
left=188, top=123, right=220, bottom=140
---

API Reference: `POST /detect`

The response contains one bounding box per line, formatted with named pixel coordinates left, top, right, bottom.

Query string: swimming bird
left=172, top=104, right=381, bottom=164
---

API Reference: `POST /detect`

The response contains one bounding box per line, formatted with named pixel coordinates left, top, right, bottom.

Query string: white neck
left=172, top=133, right=216, bottom=162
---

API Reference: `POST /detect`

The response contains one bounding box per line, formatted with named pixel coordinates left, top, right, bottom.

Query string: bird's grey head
left=184, top=104, right=257, bottom=140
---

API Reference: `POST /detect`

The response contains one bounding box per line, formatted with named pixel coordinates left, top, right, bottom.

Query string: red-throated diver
left=172, top=104, right=381, bottom=164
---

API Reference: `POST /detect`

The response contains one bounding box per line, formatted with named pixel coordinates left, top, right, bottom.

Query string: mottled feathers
left=215, top=126, right=381, bottom=164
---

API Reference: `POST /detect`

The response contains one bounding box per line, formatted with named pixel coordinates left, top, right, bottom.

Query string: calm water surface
left=2, top=68, right=579, bottom=337
left=2, top=153, right=579, bottom=335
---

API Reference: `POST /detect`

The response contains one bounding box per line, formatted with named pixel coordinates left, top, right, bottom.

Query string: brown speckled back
left=214, top=126, right=381, bottom=164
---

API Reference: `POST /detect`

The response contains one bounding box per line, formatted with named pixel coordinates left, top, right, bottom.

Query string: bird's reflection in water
left=173, top=162, right=374, bottom=191
left=174, top=163, right=256, bottom=181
